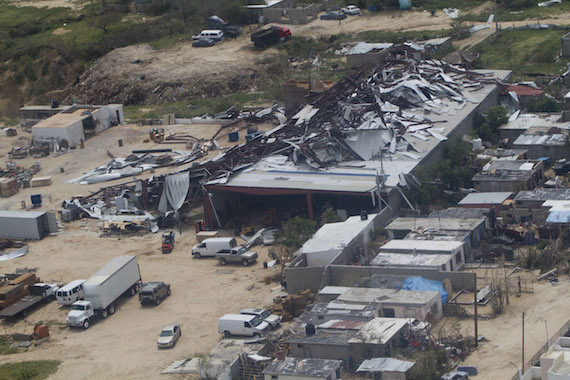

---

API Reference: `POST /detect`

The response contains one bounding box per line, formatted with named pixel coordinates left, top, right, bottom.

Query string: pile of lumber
left=0, top=273, right=38, bottom=310
left=269, top=289, right=314, bottom=322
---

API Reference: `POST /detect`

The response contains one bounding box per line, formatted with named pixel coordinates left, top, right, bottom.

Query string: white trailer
left=67, top=256, right=141, bottom=329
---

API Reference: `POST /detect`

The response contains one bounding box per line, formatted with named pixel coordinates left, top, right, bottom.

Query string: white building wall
left=306, top=249, right=342, bottom=267
left=32, top=121, right=85, bottom=147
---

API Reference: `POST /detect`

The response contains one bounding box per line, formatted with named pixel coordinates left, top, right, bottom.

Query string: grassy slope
left=473, top=28, right=570, bottom=75
left=0, top=361, right=60, bottom=380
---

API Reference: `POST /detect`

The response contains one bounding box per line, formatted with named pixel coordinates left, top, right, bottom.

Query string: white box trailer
left=67, top=256, right=141, bottom=329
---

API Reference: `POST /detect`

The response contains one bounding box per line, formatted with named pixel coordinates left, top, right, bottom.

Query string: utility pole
left=522, top=312, right=526, bottom=372
left=474, top=276, right=478, bottom=347
left=494, top=0, right=499, bottom=32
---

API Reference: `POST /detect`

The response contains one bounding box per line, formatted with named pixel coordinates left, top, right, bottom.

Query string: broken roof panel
left=357, top=358, right=415, bottom=373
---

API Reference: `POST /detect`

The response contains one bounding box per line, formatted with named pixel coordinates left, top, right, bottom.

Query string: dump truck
left=0, top=283, right=58, bottom=319
left=66, top=256, right=141, bottom=329
left=251, top=26, right=291, bottom=48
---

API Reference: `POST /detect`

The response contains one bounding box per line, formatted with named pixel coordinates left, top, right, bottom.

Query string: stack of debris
left=0, top=178, right=18, bottom=197
left=0, top=272, right=38, bottom=310
left=270, top=290, right=315, bottom=321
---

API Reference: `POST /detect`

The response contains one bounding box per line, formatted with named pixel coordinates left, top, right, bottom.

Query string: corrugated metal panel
left=357, top=358, right=415, bottom=373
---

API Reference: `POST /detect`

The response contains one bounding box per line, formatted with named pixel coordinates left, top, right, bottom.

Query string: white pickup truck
left=67, top=256, right=141, bottom=329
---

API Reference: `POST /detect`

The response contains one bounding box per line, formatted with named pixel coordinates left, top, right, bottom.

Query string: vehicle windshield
left=260, top=310, right=271, bottom=319
left=235, top=247, right=247, bottom=255
left=71, top=304, right=85, bottom=311
left=251, top=316, right=263, bottom=327
left=160, top=330, right=173, bottom=337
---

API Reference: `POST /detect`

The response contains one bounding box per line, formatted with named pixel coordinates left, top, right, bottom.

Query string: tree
left=269, top=217, right=316, bottom=275
left=474, top=105, right=508, bottom=144
left=88, top=12, right=121, bottom=33
left=320, top=207, right=341, bottom=225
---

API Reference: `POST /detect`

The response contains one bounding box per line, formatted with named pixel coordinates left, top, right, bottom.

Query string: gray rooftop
left=288, top=328, right=357, bottom=346
left=458, top=192, right=512, bottom=205
left=370, top=252, right=452, bottom=268
left=263, top=358, right=342, bottom=377
left=385, top=217, right=485, bottom=232
left=515, top=188, right=570, bottom=202
left=336, top=287, right=439, bottom=305
left=429, top=207, right=492, bottom=219
left=357, top=358, right=415, bottom=373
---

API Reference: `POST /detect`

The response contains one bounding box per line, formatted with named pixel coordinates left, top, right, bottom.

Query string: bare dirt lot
left=0, top=123, right=280, bottom=379
left=437, top=267, right=570, bottom=379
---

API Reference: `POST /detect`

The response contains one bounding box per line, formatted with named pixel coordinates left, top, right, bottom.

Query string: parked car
left=240, top=308, right=282, bottom=328
left=192, top=39, right=215, bottom=48
left=139, top=282, right=171, bottom=306
left=554, top=161, right=570, bottom=176
left=320, top=11, right=347, bottom=20
left=218, top=314, right=269, bottom=337
left=193, top=237, right=237, bottom=259
left=157, top=324, right=181, bottom=348
left=341, top=5, right=361, bottom=14
left=441, top=371, right=469, bottom=380
left=216, top=246, right=258, bottom=266
left=192, top=30, right=224, bottom=41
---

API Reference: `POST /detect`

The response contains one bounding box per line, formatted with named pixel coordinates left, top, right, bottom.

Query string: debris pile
left=269, top=290, right=315, bottom=322
left=0, top=272, right=38, bottom=310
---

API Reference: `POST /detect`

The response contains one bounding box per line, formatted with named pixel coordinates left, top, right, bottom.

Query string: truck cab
left=67, top=300, right=95, bottom=329
left=216, top=247, right=258, bottom=266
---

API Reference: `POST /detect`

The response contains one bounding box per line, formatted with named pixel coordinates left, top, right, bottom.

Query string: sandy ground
left=0, top=123, right=281, bottom=379
left=8, top=0, right=80, bottom=8
left=436, top=268, right=570, bottom=379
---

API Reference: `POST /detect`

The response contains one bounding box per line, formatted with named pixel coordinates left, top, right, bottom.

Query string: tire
left=194, top=252, right=201, bottom=259
left=101, top=310, right=108, bottom=319
left=83, top=319, right=90, bottom=329
left=242, top=259, right=249, bottom=267
left=167, top=288, right=172, bottom=296
left=156, top=297, right=161, bottom=305
left=219, top=258, right=227, bottom=266
left=224, top=331, right=231, bottom=338
left=109, top=304, right=116, bottom=315
left=129, top=286, right=136, bottom=296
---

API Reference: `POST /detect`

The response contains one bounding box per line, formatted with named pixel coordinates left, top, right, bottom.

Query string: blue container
left=228, top=131, right=239, bottom=142
left=30, top=194, right=42, bottom=205
left=368, top=4, right=377, bottom=12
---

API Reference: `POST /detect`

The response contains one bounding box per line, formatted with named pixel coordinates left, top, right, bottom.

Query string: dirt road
left=0, top=123, right=280, bottom=379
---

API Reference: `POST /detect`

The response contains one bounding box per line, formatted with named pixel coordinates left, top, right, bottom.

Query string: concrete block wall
left=326, top=265, right=476, bottom=291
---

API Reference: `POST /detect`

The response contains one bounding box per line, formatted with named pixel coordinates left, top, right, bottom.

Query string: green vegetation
left=0, top=337, right=20, bottom=355
left=270, top=217, right=316, bottom=274
left=464, top=1, right=570, bottom=22
left=0, top=361, right=60, bottom=380
left=526, top=97, right=562, bottom=112
left=473, top=28, right=570, bottom=76
left=473, top=105, right=508, bottom=144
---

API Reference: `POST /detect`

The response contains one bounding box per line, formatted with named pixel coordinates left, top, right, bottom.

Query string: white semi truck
left=67, top=256, right=141, bottom=329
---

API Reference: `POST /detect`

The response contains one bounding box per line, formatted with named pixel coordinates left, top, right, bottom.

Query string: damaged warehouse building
left=200, top=61, right=512, bottom=229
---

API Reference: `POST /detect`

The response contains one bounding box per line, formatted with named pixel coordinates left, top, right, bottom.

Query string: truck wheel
left=83, top=319, right=90, bottom=329
left=109, top=304, right=116, bottom=315
left=242, top=259, right=249, bottom=266
left=194, top=252, right=201, bottom=259
left=224, top=331, right=231, bottom=338
left=156, top=297, right=161, bottom=305
left=219, top=258, right=227, bottom=266
left=253, top=332, right=261, bottom=338
left=102, top=310, right=108, bottom=319
left=167, top=288, right=172, bottom=296
left=22, top=310, right=29, bottom=318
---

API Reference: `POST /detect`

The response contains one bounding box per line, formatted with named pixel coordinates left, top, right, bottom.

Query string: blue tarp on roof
left=401, top=277, right=448, bottom=304
left=546, top=210, right=570, bottom=224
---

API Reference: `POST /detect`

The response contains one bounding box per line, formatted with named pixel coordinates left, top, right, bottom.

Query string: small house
left=263, top=358, right=343, bottom=380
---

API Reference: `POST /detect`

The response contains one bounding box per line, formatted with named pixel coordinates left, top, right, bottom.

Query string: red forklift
left=161, top=231, right=175, bottom=254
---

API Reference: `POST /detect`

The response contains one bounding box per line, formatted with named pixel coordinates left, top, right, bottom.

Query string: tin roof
left=357, top=358, right=415, bottom=373
left=458, top=192, right=512, bottom=205
left=263, top=358, right=342, bottom=377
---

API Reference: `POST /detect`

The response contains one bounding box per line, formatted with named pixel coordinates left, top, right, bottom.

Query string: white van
left=192, top=30, right=224, bottom=41
left=56, top=279, right=86, bottom=306
left=192, top=237, right=237, bottom=259
left=218, top=314, right=269, bottom=337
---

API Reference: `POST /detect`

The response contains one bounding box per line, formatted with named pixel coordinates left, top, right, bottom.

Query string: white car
left=342, top=5, right=361, bottom=15
left=240, top=308, right=283, bottom=328
left=157, top=324, right=181, bottom=348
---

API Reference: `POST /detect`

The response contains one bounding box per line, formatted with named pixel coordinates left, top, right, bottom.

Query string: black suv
left=139, top=282, right=171, bottom=306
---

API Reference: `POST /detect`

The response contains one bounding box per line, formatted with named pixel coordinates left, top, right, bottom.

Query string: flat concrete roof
left=336, top=287, right=439, bottom=305
left=370, top=252, right=452, bottom=267
left=263, top=358, right=342, bottom=377
left=515, top=188, right=570, bottom=202
left=32, top=108, right=93, bottom=129
left=385, top=217, right=485, bottom=232
left=0, top=210, right=46, bottom=219
left=380, top=239, right=463, bottom=252
left=500, top=113, right=570, bottom=130
left=458, top=192, right=512, bottom=205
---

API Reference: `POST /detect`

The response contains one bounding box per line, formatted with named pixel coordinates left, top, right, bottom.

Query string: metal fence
left=510, top=318, right=570, bottom=380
